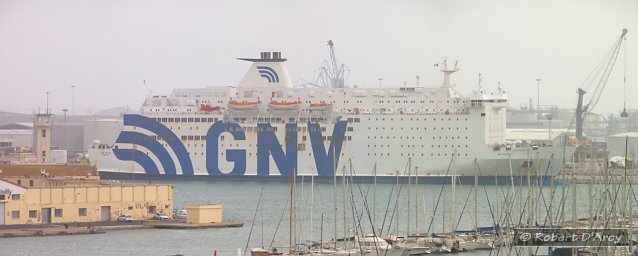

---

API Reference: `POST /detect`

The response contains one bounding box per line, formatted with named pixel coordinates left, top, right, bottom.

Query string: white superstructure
left=88, top=52, right=574, bottom=179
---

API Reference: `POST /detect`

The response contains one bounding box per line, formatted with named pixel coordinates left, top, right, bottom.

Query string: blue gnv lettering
left=257, top=123, right=297, bottom=176
left=205, top=121, right=347, bottom=176
left=308, top=121, right=347, bottom=176
left=206, top=121, right=247, bottom=175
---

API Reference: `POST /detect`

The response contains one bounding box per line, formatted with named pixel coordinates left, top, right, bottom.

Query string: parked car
left=175, top=209, right=187, bottom=219
left=117, top=215, right=134, bottom=222
left=153, top=213, right=169, bottom=220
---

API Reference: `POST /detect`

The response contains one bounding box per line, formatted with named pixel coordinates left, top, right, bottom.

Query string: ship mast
left=437, top=58, right=459, bottom=87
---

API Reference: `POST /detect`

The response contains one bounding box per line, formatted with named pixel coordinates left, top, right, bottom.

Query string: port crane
left=296, top=40, right=349, bottom=88
left=575, top=28, right=628, bottom=140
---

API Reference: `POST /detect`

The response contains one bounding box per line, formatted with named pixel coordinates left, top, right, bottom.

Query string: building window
left=11, top=194, right=20, bottom=200
left=29, top=180, right=34, bottom=187
left=11, top=211, right=20, bottom=219
left=42, top=129, right=46, bottom=138
left=29, top=210, right=37, bottom=218
left=148, top=206, right=156, bottom=214
left=0, top=195, right=4, bottom=200
left=128, top=206, right=133, bottom=210
left=79, top=208, right=87, bottom=216
left=55, top=209, right=63, bottom=217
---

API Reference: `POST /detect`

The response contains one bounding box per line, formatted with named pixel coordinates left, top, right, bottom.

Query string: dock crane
left=575, top=28, right=628, bottom=140
left=295, top=40, right=349, bottom=88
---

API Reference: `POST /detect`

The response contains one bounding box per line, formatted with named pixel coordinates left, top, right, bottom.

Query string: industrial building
left=0, top=178, right=173, bottom=225
left=607, top=132, right=638, bottom=159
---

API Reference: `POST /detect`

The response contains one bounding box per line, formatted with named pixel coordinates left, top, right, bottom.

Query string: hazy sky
left=0, top=0, right=636, bottom=115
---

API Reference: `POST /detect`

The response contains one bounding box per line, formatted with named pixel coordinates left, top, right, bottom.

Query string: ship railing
left=347, top=110, right=470, bottom=116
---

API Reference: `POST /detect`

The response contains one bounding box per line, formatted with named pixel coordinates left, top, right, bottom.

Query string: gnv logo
left=114, top=114, right=346, bottom=176
left=113, top=115, right=193, bottom=175
left=257, top=66, right=279, bottom=83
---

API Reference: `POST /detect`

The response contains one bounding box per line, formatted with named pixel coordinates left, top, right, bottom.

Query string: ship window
left=168, top=118, right=175, bottom=122
left=181, top=136, right=187, bottom=140
left=220, top=136, right=224, bottom=141
left=181, top=118, right=187, bottom=122
left=188, top=118, right=194, bottom=122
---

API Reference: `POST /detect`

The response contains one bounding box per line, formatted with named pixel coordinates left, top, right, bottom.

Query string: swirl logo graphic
left=257, top=66, right=279, bottom=83
left=113, top=114, right=193, bottom=175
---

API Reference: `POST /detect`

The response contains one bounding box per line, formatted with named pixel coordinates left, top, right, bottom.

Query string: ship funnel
left=258, top=52, right=283, bottom=61
left=237, top=51, right=292, bottom=88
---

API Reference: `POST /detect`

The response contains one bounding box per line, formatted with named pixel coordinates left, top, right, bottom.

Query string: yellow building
left=0, top=178, right=173, bottom=225
left=186, top=205, right=223, bottom=224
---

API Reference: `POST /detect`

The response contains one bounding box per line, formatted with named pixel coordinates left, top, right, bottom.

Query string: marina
left=0, top=177, right=637, bottom=255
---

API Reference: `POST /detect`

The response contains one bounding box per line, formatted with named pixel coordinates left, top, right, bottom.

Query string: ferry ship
left=88, top=51, right=575, bottom=181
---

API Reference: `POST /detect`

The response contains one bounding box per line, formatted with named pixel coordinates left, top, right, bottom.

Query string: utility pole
left=536, top=78, right=541, bottom=113
left=71, top=85, right=76, bottom=115
left=46, top=91, right=50, bottom=114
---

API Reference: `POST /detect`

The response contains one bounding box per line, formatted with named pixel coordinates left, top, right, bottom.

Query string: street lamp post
left=536, top=79, right=541, bottom=112
left=378, top=78, right=383, bottom=88
left=46, top=91, right=50, bottom=114
left=71, top=85, right=76, bottom=115
left=62, top=109, right=68, bottom=123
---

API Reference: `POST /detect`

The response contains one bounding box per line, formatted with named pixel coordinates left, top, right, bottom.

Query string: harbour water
left=0, top=179, right=603, bottom=255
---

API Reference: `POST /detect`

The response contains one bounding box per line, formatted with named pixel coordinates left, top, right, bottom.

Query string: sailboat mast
left=415, top=166, right=419, bottom=235
left=407, top=157, right=412, bottom=236
left=310, top=175, right=314, bottom=243
left=332, top=146, right=338, bottom=249
left=373, top=164, right=377, bottom=231
left=474, top=172, right=478, bottom=232
left=451, top=153, right=456, bottom=236
left=289, top=168, right=294, bottom=254
left=320, top=213, right=324, bottom=253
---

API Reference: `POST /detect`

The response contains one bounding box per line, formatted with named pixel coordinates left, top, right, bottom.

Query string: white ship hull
left=87, top=51, right=576, bottom=181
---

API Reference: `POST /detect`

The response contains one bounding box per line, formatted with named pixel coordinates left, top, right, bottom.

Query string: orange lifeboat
left=200, top=104, right=220, bottom=112
left=309, top=103, right=333, bottom=111
left=228, top=101, right=260, bottom=110
left=269, top=100, right=300, bottom=110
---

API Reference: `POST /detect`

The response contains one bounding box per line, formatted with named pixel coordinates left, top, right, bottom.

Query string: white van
left=175, top=209, right=187, bottom=219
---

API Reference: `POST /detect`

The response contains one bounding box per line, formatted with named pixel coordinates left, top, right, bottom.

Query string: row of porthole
left=367, top=117, right=469, bottom=121
left=367, top=136, right=468, bottom=140
left=367, top=127, right=468, bottom=131
left=367, top=144, right=468, bottom=148
left=367, top=153, right=468, bottom=157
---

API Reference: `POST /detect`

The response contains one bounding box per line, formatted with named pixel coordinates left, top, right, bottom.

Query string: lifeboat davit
left=309, top=103, right=333, bottom=111
left=269, top=101, right=300, bottom=111
left=228, top=101, right=260, bottom=110
left=199, top=104, right=220, bottom=112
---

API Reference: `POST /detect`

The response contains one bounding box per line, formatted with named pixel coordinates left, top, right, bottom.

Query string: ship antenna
left=142, top=79, right=152, bottom=96
left=478, top=73, right=483, bottom=90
